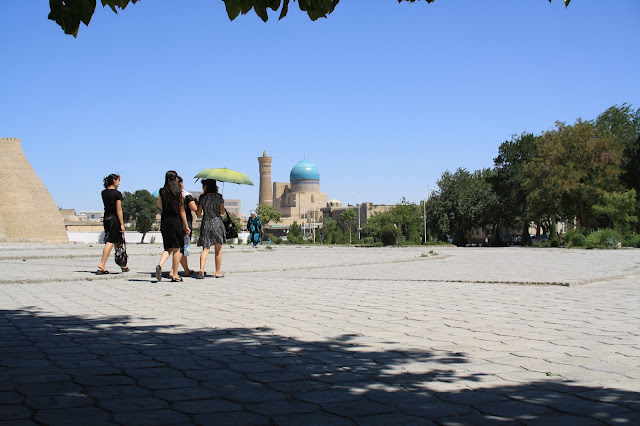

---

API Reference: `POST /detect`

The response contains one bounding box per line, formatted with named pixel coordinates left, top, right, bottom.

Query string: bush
left=364, top=237, right=374, bottom=245
left=372, top=242, right=384, bottom=247
left=265, top=233, right=282, bottom=244
left=569, top=233, right=586, bottom=248
left=380, top=227, right=397, bottom=246
left=622, top=234, right=640, bottom=248
left=585, top=229, right=622, bottom=249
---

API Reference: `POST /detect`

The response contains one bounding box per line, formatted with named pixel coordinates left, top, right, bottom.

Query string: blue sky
left=1, top=1, right=639, bottom=215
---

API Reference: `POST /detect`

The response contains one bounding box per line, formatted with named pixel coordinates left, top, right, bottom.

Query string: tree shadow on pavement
left=1, top=308, right=638, bottom=425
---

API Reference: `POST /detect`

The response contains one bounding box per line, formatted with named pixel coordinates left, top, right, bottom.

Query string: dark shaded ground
left=1, top=308, right=638, bottom=425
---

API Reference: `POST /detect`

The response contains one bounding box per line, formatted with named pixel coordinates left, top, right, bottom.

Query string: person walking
left=178, top=176, right=197, bottom=277
left=156, top=171, right=190, bottom=282
left=97, top=174, right=128, bottom=274
left=196, top=179, right=226, bottom=279
left=247, top=211, right=261, bottom=248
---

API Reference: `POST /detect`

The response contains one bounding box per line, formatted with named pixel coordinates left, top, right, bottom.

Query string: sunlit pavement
left=1, top=243, right=639, bottom=425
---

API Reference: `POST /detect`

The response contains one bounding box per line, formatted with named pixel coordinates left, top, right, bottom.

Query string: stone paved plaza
left=1, top=243, right=639, bottom=425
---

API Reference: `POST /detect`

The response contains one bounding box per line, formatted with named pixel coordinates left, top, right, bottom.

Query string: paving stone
left=112, top=409, right=189, bottom=425
left=0, top=405, right=33, bottom=421
left=137, top=377, right=198, bottom=390
left=193, top=411, right=271, bottom=425
left=0, top=392, right=24, bottom=405
left=34, top=407, right=110, bottom=424
left=294, top=389, right=363, bottom=404
left=25, top=394, right=94, bottom=410
left=153, top=387, right=220, bottom=402
left=124, top=367, right=183, bottom=379
left=439, top=413, right=519, bottom=425
left=173, top=399, right=242, bottom=414
left=474, top=399, right=553, bottom=418
left=322, top=400, right=394, bottom=417
left=399, top=401, right=475, bottom=419
left=99, top=396, right=168, bottom=412
left=273, top=411, right=353, bottom=426
left=86, top=385, right=152, bottom=400
left=354, top=412, right=435, bottom=425
left=17, top=382, right=83, bottom=397
left=245, top=399, right=320, bottom=416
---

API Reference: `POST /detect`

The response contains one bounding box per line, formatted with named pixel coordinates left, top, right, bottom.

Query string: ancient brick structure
left=0, top=138, right=68, bottom=243
left=258, top=150, right=273, bottom=206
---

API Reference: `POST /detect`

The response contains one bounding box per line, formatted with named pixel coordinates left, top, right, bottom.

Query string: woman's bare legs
left=180, top=255, right=192, bottom=276
left=214, top=244, right=223, bottom=277
left=98, top=242, right=113, bottom=271
left=199, top=247, right=210, bottom=275
left=170, top=249, right=182, bottom=280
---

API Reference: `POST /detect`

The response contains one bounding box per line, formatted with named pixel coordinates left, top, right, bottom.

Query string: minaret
left=258, top=150, right=273, bottom=206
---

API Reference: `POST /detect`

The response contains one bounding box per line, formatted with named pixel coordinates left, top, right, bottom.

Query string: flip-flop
left=121, top=266, right=130, bottom=273
left=196, top=273, right=205, bottom=279
left=171, top=277, right=183, bottom=282
left=96, top=269, right=109, bottom=275
left=215, top=274, right=225, bottom=278
left=155, top=265, right=162, bottom=282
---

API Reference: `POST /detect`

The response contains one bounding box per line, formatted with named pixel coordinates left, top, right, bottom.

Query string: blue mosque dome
left=290, top=159, right=320, bottom=182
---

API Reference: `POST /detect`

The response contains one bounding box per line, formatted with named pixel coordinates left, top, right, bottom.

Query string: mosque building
left=258, top=151, right=329, bottom=231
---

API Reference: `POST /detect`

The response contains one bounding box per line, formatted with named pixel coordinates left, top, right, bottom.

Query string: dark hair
left=103, top=174, right=120, bottom=189
left=177, top=176, right=183, bottom=183
left=202, top=179, right=218, bottom=195
left=160, top=170, right=183, bottom=214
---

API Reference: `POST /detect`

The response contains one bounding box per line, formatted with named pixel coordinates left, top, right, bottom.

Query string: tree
left=122, top=189, right=160, bottom=243
left=595, top=104, right=640, bottom=195
left=489, top=132, right=539, bottom=243
left=591, top=190, right=638, bottom=235
left=48, top=0, right=573, bottom=37
left=256, top=203, right=281, bottom=228
left=340, top=209, right=357, bottom=244
left=287, top=221, right=303, bottom=244
left=524, top=119, right=624, bottom=230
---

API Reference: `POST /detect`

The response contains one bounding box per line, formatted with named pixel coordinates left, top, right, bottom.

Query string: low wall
left=68, top=231, right=250, bottom=245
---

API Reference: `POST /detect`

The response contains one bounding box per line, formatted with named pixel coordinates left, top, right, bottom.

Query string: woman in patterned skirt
left=196, top=179, right=226, bottom=279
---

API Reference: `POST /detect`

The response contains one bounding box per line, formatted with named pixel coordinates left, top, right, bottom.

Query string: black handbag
left=114, top=236, right=128, bottom=267
left=224, top=211, right=238, bottom=239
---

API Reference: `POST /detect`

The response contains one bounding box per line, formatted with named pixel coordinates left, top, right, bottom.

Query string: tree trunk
left=140, top=232, right=146, bottom=244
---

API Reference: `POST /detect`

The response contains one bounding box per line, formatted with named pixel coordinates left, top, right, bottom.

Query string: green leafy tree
left=122, top=189, right=160, bottom=243
left=489, top=132, right=539, bottom=244
left=287, top=220, right=303, bottom=244
left=595, top=104, right=640, bottom=195
left=48, top=0, right=573, bottom=36
left=340, top=209, right=357, bottom=244
left=256, top=203, right=282, bottom=228
left=524, top=119, right=624, bottom=230
left=321, top=217, right=339, bottom=244
left=591, top=190, right=638, bottom=235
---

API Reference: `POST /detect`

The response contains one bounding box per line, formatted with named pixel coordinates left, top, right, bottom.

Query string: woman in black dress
left=196, top=179, right=226, bottom=279
left=97, top=174, right=127, bottom=274
left=155, top=171, right=190, bottom=282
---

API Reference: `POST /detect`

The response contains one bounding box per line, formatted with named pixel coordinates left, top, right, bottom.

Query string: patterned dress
left=198, top=192, right=226, bottom=247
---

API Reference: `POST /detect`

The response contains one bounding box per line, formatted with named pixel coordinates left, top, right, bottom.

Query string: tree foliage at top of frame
left=48, top=0, right=572, bottom=37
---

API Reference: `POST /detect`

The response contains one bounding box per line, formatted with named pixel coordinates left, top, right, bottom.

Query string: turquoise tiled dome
left=290, top=159, right=320, bottom=181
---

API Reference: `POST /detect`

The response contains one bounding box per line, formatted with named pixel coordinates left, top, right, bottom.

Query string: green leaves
left=223, top=0, right=338, bottom=22
left=48, top=0, right=139, bottom=36
left=48, top=0, right=97, bottom=37
left=548, top=0, right=571, bottom=6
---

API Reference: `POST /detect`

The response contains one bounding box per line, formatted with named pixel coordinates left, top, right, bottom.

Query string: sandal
left=155, top=265, right=162, bottom=282
left=96, top=269, right=110, bottom=275
left=196, top=273, right=205, bottom=279
left=121, top=266, right=130, bottom=273
left=215, top=274, right=225, bottom=279
left=171, top=277, right=183, bottom=282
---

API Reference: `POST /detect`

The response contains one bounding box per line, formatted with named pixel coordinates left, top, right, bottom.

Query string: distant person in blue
left=97, top=174, right=127, bottom=274
left=247, top=212, right=261, bottom=248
